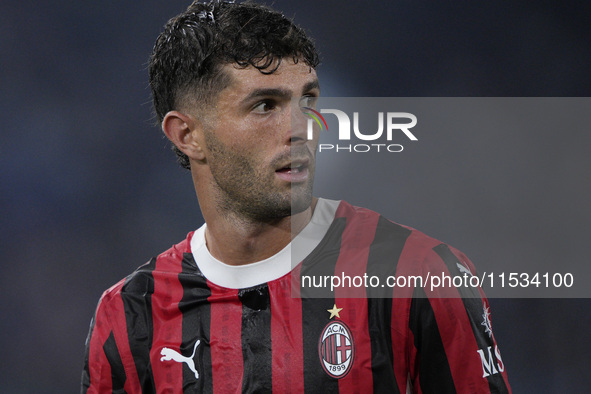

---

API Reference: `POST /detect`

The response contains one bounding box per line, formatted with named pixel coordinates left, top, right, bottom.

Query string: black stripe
left=301, top=297, right=341, bottom=393
left=300, top=217, right=346, bottom=393
left=103, top=331, right=127, bottom=393
left=300, top=217, right=347, bottom=299
left=432, top=244, right=481, bottom=299
left=120, top=259, right=157, bottom=391
left=179, top=253, right=213, bottom=393
left=366, top=217, right=412, bottom=299
left=409, top=285, right=456, bottom=393
left=366, top=216, right=411, bottom=393
left=239, top=285, right=272, bottom=392
left=81, top=313, right=96, bottom=393
left=433, top=244, right=509, bottom=393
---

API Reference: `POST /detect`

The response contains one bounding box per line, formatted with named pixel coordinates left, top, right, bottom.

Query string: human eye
left=299, top=94, right=318, bottom=110
left=252, top=100, right=277, bottom=114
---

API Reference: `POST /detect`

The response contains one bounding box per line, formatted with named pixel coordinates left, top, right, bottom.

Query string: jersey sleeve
left=406, top=244, right=511, bottom=393
left=81, top=286, right=132, bottom=393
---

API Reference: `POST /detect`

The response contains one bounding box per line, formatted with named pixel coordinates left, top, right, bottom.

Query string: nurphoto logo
left=303, top=107, right=418, bottom=153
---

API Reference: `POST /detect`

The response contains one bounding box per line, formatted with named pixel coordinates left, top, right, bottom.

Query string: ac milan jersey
left=82, top=199, right=511, bottom=393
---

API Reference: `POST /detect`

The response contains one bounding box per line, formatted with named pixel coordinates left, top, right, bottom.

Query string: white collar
left=190, top=198, right=339, bottom=289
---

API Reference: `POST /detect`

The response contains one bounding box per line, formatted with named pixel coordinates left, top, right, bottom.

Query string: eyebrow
left=303, top=79, right=321, bottom=94
left=242, top=79, right=321, bottom=103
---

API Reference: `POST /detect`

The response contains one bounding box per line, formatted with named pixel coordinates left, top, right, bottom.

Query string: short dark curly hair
left=149, top=0, right=320, bottom=170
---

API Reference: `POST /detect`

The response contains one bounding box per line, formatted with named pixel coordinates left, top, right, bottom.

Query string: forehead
left=221, top=60, right=319, bottom=97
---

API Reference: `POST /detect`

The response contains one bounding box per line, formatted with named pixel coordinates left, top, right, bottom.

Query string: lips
left=275, top=158, right=310, bottom=183
left=277, top=162, right=306, bottom=173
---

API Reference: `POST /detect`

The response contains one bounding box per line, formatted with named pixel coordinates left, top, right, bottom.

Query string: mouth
left=275, top=158, right=310, bottom=183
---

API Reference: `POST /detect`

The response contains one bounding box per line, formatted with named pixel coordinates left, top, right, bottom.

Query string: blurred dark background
left=1, top=0, right=590, bottom=392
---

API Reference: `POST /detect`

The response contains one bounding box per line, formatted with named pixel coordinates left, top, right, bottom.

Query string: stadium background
left=1, top=0, right=590, bottom=392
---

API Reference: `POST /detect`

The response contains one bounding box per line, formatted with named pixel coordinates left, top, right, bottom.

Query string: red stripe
left=290, top=262, right=302, bottom=298
left=150, top=247, right=185, bottom=391
left=333, top=202, right=377, bottom=392
left=269, top=274, right=305, bottom=393
left=333, top=202, right=380, bottom=298
left=208, top=282, right=244, bottom=393
left=331, top=333, right=337, bottom=364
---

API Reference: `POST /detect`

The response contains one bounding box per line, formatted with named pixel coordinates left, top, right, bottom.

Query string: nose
left=288, top=99, right=313, bottom=145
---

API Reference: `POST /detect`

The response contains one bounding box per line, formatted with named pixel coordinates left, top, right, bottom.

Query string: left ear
left=161, top=110, right=206, bottom=161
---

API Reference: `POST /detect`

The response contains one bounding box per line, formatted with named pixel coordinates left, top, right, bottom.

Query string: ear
left=161, top=111, right=206, bottom=161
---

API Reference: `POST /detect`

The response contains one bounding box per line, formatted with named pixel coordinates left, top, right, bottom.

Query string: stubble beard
left=204, top=130, right=315, bottom=223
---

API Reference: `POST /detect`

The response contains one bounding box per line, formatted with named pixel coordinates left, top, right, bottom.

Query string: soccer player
left=82, top=1, right=511, bottom=393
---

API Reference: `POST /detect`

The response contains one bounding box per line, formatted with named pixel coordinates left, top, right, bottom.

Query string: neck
left=202, top=197, right=318, bottom=266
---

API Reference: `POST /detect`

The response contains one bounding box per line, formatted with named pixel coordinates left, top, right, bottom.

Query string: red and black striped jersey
left=82, top=199, right=511, bottom=393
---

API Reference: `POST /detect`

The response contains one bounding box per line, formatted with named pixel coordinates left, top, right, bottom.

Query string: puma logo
left=456, top=262, right=473, bottom=276
left=160, top=340, right=201, bottom=380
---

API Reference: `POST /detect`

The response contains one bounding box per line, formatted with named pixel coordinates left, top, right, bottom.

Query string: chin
left=289, top=187, right=314, bottom=215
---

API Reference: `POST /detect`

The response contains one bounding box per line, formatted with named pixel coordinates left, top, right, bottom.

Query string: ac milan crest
left=318, top=320, right=355, bottom=378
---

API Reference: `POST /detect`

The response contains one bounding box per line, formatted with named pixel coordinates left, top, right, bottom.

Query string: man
left=82, top=1, right=511, bottom=393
